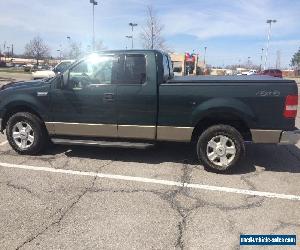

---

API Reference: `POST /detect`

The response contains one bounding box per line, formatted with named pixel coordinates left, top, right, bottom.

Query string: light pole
left=260, top=48, right=264, bottom=71
left=90, top=0, right=98, bottom=51
left=66, top=36, right=71, bottom=59
left=247, top=56, right=251, bottom=68
left=129, top=22, right=137, bottom=49
left=264, top=19, right=277, bottom=70
left=203, top=46, right=207, bottom=66
left=57, top=49, right=61, bottom=62
left=125, top=36, right=132, bottom=50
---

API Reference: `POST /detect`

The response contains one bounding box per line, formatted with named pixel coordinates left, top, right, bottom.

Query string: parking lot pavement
left=0, top=73, right=300, bottom=249
left=0, top=135, right=300, bottom=249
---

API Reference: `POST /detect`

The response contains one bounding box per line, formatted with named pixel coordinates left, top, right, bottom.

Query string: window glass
left=167, top=55, right=174, bottom=78
left=68, top=55, right=120, bottom=89
left=163, top=55, right=170, bottom=81
left=55, top=61, right=72, bottom=73
left=123, top=54, right=146, bottom=84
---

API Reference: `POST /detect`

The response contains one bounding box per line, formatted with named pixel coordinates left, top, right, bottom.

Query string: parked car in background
left=23, top=64, right=34, bottom=72
left=32, top=60, right=75, bottom=80
left=241, top=69, right=257, bottom=75
left=259, top=69, right=282, bottom=78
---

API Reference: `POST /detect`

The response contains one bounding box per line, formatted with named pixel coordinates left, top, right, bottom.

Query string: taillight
left=284, top=95, right=298, bottom=118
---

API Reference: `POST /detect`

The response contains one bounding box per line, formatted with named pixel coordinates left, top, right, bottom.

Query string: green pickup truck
left=0, top=50, right=299, bottom=172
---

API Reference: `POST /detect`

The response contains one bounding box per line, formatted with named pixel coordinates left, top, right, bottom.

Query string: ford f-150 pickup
left=0, top=50, right=299, bottom=172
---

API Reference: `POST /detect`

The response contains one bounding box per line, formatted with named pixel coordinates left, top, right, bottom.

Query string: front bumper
left=279, top=130, right=300, bottom=144
left=251, top=129, right=300, bottom=144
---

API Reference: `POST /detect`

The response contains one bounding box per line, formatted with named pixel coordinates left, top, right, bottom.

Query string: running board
left=51, top=138, right=155, bottom=149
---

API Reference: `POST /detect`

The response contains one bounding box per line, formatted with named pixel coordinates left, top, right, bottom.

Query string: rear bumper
left=251, top=129, right=300, bottom=144
left=279, top=130, right=300, bottom=144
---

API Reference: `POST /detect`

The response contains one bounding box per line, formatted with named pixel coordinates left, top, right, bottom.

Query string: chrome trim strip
left=45, top=122, right=117, bottom=137
left=157, top=126, right=193, bottom=142
left=250, top=129, right=281, bottom=143
left=118, top=125, right=156, bottom=139
left=51, top=138, right=154, bottom=149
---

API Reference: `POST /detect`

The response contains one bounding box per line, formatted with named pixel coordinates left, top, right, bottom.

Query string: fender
left=1, top=93, right=49, bottom=122
left=191, top=97, right=256, bottom=127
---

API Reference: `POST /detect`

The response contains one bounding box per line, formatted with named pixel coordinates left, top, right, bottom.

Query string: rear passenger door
left=116, top=53, right=157, bottom=140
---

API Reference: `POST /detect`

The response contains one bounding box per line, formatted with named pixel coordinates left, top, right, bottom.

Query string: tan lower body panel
left=45, top=122, right=194, bottom=142
left=250, top=129, right=282, bottom=143
left=45, top=122, right=118, bottom=137
left=118, top=125, right=156, bottom=140
left=157, top=126, right=193, bottom=142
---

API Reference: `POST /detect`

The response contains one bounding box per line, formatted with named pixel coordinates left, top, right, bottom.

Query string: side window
left=122, top=54, right=146, bottom=84
left=167, top=55, right=174, bottom=78
left=68, top=55, right=121, bottom=89
left=163, top=55, right=170, bottom=82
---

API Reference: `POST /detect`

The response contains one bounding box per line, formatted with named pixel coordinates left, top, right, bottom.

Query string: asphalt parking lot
left=0, top=73, right=300, bottom=249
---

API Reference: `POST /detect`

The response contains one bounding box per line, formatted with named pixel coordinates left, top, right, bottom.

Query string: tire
left=196, top=125, right=245, bottom=173
left=6, top=112, right=47, bottom=155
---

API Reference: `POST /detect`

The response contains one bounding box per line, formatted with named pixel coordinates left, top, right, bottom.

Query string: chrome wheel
left=206, top=135, right=236, bottom=168
left=12, top=122, right=35, bottom=149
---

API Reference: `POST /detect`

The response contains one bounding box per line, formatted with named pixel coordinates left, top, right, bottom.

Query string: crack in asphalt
left=15, top=175, right=98, bottom=250
left=272, top=220, right=300, bottom=232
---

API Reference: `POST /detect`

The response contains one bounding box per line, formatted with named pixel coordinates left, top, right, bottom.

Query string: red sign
left=185, top=53, right=195, bottom=63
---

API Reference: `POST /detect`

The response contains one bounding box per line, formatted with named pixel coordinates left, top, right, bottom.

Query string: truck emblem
left=256, top=90, right=280, bottom=97
left=37, top=92, right=48, bottom=97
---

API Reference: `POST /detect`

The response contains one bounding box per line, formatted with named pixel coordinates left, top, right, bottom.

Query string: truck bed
left=169, top=75, right=295, bottom=85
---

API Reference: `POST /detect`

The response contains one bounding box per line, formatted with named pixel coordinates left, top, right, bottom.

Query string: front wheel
left=6, top=112, right=47, bottom=155
left=196, top=125, right=245, bottom=173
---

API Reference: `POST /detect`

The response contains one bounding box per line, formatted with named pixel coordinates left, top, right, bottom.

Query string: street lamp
left=264, top=19, right=277, bottom=70
left=129, top=22, right=138, bottom=49
left=260, top=48, right=264, bottom=71
left=57, top=49, right=61, bottom=61
left=125, top=35, right=132, bottom=50
left=203, top=46, right=207, bottom=66
left=247, top=56, right=251, bottom=68
left=90, top=0, right=98, bottom=51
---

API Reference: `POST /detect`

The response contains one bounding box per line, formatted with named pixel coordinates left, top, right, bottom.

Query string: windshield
left=54, top=61, right=73, bottom=73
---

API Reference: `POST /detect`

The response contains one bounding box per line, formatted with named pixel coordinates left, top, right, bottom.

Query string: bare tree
left=67, top=41, right=83, bottom=59
left=94, top=40, right=107, bottom=51
left=140, top=6, right=169, bottom=51
left=24, top=36, right=50, bottom=65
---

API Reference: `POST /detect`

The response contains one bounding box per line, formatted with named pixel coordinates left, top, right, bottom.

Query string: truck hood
left=0, top=79, right=49, bottom=91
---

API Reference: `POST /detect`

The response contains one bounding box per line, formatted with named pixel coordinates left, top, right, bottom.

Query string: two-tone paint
left=0, top=50, right=298, bottom=144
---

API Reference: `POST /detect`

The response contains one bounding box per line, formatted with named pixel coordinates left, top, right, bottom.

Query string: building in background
left=170, top=53, right=205, bottom=76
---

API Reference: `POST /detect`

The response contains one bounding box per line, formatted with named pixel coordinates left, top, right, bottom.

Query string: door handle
left=103, top=93, right=114, bottom=102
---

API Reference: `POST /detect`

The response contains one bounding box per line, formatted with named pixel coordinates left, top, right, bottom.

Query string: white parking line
left=0, top=141, right=8, bottom=146
left=0, top=161, right=300, bottom=201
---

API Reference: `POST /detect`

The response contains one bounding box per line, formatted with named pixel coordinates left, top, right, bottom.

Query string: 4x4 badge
left=37, top=92, right=48, bottom=97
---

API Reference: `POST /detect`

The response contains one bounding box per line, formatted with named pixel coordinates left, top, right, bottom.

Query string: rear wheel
left=196, top=125, right=245, bottom=173
left=6, top=112, right=47, bottom=155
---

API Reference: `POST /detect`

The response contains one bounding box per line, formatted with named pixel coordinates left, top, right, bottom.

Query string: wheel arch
left=1, top=103, right=44, bottom=132
left=191, top=111, right=252, bottom=143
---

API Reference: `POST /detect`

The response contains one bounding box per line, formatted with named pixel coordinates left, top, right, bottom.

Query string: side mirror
left=56, top=71, right=69, bottom=89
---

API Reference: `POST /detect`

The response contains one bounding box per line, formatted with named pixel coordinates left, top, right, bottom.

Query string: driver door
left=49, top=54, right=121, bottom=138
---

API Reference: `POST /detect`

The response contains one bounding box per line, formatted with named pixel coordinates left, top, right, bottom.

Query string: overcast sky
left=0, top=0, right=299, bottom=67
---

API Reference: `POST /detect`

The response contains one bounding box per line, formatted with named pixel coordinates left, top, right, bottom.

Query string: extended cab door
left=48, top=54, right=122, bottom=138
left=116, top=52, right=158, bottom=140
